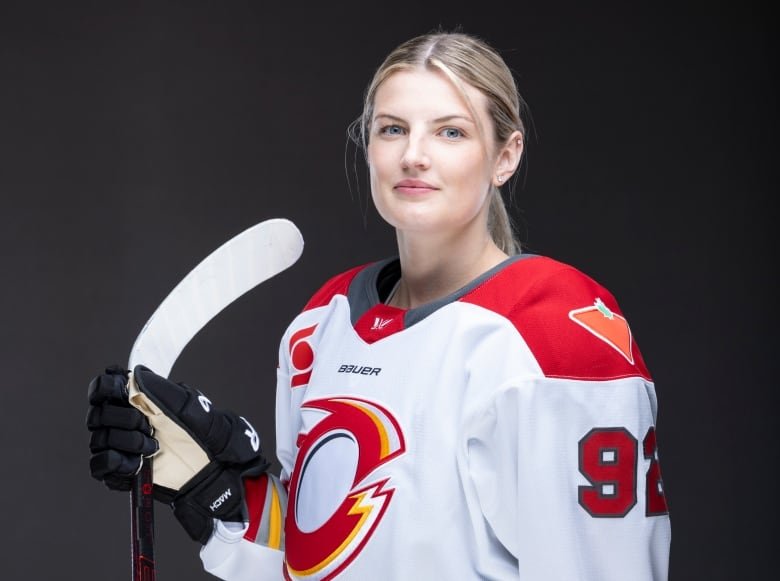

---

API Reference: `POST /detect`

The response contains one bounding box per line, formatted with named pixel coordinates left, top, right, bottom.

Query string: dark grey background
left=1, top=1, right=774, bottom=579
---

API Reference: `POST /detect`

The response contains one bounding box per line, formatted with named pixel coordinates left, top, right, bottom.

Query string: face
left=367, top=68, right=500, bottom=238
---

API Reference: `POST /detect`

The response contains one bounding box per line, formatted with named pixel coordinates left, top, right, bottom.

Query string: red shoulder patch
left=461, top=256, right=651, bottom=381
left=301, top=263, right=370, bottom=312
left=569, top=298, right=634, bottom=364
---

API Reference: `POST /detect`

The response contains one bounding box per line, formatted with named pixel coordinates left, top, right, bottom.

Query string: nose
left=400, top=133, right=430, bottom=170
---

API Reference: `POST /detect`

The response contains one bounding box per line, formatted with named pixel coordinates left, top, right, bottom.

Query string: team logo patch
left=568, top=298, right=634, bottom=364
left=284, top=397, right=405, bottom=580
left=370, top=317, right=393, bottom=331
left=289, top=324, right=317, bottom=388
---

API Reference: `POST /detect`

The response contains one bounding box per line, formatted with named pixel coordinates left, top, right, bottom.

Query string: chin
left=375, top=206, right=444, bottom=233
left=374, top=196, right=445, bottom=227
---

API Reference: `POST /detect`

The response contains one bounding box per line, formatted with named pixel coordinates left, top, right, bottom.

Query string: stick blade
left=128, top=218, right=304, bottom=377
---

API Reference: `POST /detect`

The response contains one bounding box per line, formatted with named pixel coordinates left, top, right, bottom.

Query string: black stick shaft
left=131, top=459, right=156, bottom=581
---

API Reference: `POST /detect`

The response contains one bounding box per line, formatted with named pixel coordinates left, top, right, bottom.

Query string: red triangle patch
left=568, top=298, right=634, bottom=364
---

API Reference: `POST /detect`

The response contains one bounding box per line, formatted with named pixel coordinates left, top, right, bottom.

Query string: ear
left=492, top=131, right=524, bottom=187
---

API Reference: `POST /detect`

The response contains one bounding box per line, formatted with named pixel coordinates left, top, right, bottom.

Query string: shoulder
left=300, top=262, right=374, bottom=312
left=461, top=255, right=651, bottom=381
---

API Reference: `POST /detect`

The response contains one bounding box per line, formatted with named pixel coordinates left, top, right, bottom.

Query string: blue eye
left=441, top=127, right=463, bottom=139
left=380, top=125, right=404, bottom=136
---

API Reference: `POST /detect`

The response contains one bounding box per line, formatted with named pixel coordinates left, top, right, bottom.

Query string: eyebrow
left=373, top=113, right=476, bottom=125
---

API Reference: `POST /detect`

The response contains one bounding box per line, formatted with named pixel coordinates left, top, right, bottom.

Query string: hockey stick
left=125, top=218, right=304, bottom=580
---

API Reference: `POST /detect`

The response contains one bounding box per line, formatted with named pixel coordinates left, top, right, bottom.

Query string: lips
left=394, top=179, right=438, bottom=194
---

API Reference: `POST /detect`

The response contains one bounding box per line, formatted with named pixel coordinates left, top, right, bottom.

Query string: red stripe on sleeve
left=243, top=473, right=269, bottom=543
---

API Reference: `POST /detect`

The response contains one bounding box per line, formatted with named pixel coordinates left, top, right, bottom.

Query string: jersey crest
left=284, top=397, right=406, bottom=580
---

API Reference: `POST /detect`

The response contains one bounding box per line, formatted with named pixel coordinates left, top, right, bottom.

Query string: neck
left=388, top=226, right=509, bottom=309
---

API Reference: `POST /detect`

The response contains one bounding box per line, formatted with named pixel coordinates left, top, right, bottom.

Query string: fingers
left=87, top=365, right=160, bottom=492
left=86, top=403, right=151, bottom=433
left=90, top=449, right=142, bottom=481
left=87, top=367, right=129, bottom=405
left=89, top=427, right=158, bottom=457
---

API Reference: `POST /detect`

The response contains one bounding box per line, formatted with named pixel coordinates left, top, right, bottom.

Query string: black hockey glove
left=87, top=365, right=158, bottom=491
left=88, top=365, right=269, bottom=544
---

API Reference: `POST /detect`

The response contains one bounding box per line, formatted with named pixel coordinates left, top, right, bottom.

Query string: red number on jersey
left=579, top=426, right=669, bottom=518
left=578, top=428, right=638, bottom=517
left=643, top=426, right=670, bottom=516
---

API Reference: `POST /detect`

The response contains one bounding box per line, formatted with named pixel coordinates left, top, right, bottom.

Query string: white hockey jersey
left=201, top=254, right=671, bottom=580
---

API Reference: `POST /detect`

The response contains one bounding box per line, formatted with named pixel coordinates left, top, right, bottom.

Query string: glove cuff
left=172, top=459, right=269, bottom=544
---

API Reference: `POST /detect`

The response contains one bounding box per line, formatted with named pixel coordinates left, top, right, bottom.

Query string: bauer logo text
left=338, top=364, right=381, bottom=376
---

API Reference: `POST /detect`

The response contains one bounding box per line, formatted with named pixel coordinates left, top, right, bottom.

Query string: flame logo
left=284, top=397, right=405, bottom=580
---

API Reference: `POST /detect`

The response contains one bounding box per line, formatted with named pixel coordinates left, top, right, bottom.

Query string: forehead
left=373, top=67, right=489, bottom=120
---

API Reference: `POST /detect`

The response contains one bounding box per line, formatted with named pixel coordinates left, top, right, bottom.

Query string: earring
left=497, top=175, right=504, bottom=183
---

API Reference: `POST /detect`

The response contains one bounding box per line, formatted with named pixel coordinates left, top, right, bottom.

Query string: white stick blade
left=128, top=218, right=303, bottom=377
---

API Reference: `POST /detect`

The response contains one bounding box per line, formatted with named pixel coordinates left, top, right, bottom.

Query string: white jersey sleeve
left=201, top=519, right=284, bottom=581
left=464, top=375, right=670, bottom=580
left=459, top=259, right=671, bottom=580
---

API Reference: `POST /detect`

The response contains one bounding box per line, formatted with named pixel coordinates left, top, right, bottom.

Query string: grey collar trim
left=347, top=253, right=535, bottom=328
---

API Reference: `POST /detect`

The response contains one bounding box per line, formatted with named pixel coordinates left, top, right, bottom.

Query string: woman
left=88, top=31, right=671, bottom=580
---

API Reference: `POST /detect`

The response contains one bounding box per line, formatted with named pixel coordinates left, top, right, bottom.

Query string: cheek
left=367, top=145, right=396, bottom=201
left=446, top=156, right=492, bottom=204
left=367, top=143, right=392, bottom=177
left=366, top=156, right=394, bottom=223
left=368, top=164, right=384, bottom=209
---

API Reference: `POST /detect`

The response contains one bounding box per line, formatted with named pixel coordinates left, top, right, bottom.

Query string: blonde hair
left=349, top=32, right=528, bottom=254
